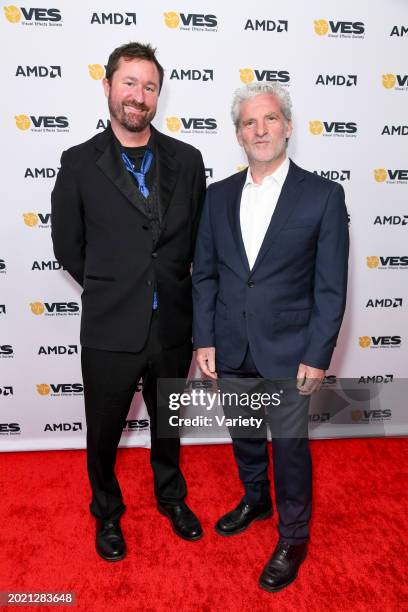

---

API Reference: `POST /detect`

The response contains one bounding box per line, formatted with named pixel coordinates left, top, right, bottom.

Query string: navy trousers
left=217, top=348, right=312, bottom=544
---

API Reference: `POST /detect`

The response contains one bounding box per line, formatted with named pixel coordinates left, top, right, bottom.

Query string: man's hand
left=296, top=363, right=325, bottom=395
left=196, top=347, right=217, bottom=379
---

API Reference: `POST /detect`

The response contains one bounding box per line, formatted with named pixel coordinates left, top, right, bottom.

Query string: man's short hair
left=105, top=42, right=164, bottom=91
left=231, top=82, right=292, bottom=130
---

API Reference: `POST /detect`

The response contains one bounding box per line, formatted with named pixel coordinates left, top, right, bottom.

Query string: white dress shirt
left=240, top=157, right=290, bottom=270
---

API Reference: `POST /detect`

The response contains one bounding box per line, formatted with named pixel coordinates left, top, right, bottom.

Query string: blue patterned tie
left=122, top=149, right=158, bottom=310
left=152, top=291, right=158, bottom=311
left=122, top=149, right=154, bottom=198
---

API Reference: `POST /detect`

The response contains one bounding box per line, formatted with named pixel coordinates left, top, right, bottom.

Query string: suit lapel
left=94, top=125, right=183, bottom=242
left=95, top=126, right=148, bottom=217
left=227, top=170, right=250, bottom=274
left=153, top=126, right=180, bottom=224
left=251, top=160, right=305, bottom=273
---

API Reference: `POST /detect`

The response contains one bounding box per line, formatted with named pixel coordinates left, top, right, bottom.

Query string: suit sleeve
left=51, top=151, right=85, bottom=286
left=190, top=149, right=207, bottom=255
left=192, top=185, right=218, bottom=348
left=301, top=183, right=349, bottom=369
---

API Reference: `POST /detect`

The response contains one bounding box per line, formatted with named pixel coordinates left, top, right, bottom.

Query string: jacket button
left=242, top=311, right=246, bottom=318
left=142, top=225, right=149, bottom=230
left=247, top=281, right=255, bottom=288
left=146, top=280, right=153, bottom=286
left=152, top=252, right=158, bottom=258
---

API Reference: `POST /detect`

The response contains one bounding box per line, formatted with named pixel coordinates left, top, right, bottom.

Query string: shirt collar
left=244, top=156, right=290, bottom=189
left=113, top=126, right=155, bottom=157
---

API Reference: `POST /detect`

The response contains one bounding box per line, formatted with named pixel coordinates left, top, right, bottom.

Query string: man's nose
left=132, top=84, right=145, bottom=103
left=255, top=121, right=267, bottom=136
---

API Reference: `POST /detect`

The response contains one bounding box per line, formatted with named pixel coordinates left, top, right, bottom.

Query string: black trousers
left=217, top=348, right=312, bottom=545
left=81, top=312, right=192, bottom=521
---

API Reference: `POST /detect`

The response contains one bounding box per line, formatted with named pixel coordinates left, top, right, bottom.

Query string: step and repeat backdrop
left=1, top=0, right=407, bottom=450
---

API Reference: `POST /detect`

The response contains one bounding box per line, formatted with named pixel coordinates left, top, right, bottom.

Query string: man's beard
left=108, top=96, right=155, bottom=133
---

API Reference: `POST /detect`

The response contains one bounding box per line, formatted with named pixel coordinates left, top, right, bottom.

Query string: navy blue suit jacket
left=192, top=160, right=349, bottom=378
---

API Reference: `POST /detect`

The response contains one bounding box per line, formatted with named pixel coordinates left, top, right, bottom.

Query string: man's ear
left=102, top=77, right=110, bottom=98
left=285, top=119, right=293, bottom=140
left=236, top=127, right=243, bottom=147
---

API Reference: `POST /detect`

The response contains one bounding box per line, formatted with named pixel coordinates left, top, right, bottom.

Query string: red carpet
left=1, top=438, right=408, bottom=611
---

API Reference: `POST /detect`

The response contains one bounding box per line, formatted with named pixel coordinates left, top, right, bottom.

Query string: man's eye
left=267, top=116, right=277, bottom=121
left=125, top=82, right=133, bottom=87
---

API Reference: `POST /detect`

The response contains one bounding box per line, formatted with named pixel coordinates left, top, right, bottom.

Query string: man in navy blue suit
left=192, top=83, right=349, bottom=592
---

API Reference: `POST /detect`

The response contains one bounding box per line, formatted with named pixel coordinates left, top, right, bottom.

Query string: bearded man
left=51, top=42, right=206, bottom=561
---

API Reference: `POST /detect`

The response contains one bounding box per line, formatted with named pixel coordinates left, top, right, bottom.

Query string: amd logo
left=44, top=422, right=82, bottom=432
left=38, top=345, right=78, bottom=355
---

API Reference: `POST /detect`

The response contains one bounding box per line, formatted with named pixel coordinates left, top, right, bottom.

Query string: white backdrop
left=1, top=0, right=407, bottom=450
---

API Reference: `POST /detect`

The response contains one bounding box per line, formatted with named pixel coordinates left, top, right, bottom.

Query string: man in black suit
left=192, top=83, right=349, bottom=591
left=51, top=42, right=206, bottom=561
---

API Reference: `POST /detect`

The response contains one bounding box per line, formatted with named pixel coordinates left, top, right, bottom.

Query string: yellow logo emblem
left=239, top=68, right=255, bottom=84
left=164, top=11, right=180, bottom=28
left=15, top=114, right=31, bottom=131
left=30, top=302, right=45, bottom=315
left=366, top=256, right=379, bottom=269
left=4, top=5, right=21, bottom=23
left=309, top=120, right=324, bottom=135
left=314, top=19, right=329, bottom=35
left=382, top=74, right=396, bottom=89
left=166, top=116, right=181, bottom=132
left=374, top=168, right=387, bottom=183
left=23, top=213, right=39, bottom=227
left=88, top=64, right=105, bottom=80
left=37, top=384, right=50, bottom=396
left=359, top=336, right=371, bottom=348
left=351, top=410, right=362, bottom=422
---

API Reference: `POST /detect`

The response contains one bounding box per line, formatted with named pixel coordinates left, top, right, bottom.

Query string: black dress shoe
left=259, top=541, right=308, bottom=592
left=96, top=519, right=126, bottom=562
left=215, top=500, right=273, bottom=536
left=157, top=502, right=203, bottom=541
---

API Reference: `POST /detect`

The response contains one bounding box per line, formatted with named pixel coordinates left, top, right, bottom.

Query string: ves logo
left=309, top=120, right=357, bottom=137
left=165, top=116, right=217, bottom=134
left=15, top=114, right=69, bottom=132
left=3, top=5, right=62, bottom=26
left=382, top=74, right=408, bottom=91
left=239, top=68, right=289, bottom=84
left=23, top=212, right=51, bottom=228
left=163, top=11, right=217, bottom=31
left=314, top=19, right=364, bottom=38
left=88, top=64, right=105, bottom=80
left=29, top=302, right=80, bottom=316
left=374, top=169, right=408, bottom=184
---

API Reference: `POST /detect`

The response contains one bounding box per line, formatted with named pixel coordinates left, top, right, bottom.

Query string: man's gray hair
left=231, top=82, right=292, bottom=130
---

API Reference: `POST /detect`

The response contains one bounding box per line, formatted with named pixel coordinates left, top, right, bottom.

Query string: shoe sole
left=214, top=509, right=273, bottom=537
left=258, top=571, right=298, bottom=593
left=157, top=506, right=203, bottom=542
left=96, top=547, right=126, bottom=562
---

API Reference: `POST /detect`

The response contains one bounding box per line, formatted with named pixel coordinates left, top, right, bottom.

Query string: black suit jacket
left=51, top=124, right=206, bottom=352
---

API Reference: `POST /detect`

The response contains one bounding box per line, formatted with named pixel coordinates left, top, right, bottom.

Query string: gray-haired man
left=192, top=83, right=349, bottom=591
